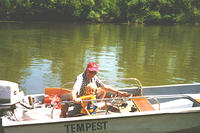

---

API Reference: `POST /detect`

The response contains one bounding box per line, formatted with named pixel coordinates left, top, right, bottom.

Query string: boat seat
left=132, top=97, right=155, bottom=112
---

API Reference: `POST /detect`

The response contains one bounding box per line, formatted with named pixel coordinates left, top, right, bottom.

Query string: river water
left=0, top=22, right=200, bottom=94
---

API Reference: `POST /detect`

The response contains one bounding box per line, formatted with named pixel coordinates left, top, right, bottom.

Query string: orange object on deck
left=45, top=88, right=72, bottom=96
left=44, top=95, right=62, bottom=109
left=195, top=99, right=200, bottom=103
left=44, top=88, right=72, bottom=109
left=132, top=97, right=155, bottom=112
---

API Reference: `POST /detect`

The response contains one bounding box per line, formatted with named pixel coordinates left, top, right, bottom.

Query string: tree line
left=0, top=0, right=200, bottom=24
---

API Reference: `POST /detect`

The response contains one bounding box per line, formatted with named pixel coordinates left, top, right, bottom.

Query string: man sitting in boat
left=61, top=62, right=130, bottom=117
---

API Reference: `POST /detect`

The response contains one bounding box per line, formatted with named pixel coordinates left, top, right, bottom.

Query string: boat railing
left=60, top=94, right=195, bottom=104
left=51, top=94, right=200, bottom=119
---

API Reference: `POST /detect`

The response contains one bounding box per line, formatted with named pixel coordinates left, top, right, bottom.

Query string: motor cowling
left=0, top=80, right=22, bottom=104
left=0, top=80, right=24, bottom=117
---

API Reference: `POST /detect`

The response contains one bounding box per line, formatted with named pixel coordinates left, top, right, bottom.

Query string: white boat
left=1, top=79, right=200, bottom=133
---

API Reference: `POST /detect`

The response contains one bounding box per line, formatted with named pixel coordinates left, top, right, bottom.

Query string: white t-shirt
left=72, top=72, right=104, bottom=98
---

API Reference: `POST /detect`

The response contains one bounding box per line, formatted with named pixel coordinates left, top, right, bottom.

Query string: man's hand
left=74, top=98, right=81, bottom=103
left=118, top=91, right=131, bottom=97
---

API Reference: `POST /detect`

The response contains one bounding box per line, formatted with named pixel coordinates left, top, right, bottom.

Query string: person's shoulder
left=94, top=75, right=101, bottom=80
left=93, top=75, right=105, bottom=86
left=76, top=72, right=84, bottom=80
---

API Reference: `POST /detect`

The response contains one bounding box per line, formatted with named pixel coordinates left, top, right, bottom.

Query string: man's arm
left=102, top=85, right=130, bottom=97
left=72, top=76, right=83, bottom=101
left=95, top=76, right=130, bottom=97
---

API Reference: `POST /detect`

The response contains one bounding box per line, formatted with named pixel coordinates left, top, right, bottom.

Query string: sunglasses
left=89, top=71, right=97, bottom=75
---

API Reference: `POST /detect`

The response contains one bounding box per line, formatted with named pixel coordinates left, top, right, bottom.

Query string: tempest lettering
left=65, top=121, right=108, bottom=133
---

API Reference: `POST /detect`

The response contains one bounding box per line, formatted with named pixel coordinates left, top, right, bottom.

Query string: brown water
left=0, top=22, right=200, bottom=94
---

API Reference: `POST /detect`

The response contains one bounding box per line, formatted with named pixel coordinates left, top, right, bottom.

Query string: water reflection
left=0, top=22, right=199, bottom=94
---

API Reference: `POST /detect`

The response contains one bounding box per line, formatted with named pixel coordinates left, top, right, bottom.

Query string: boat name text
left=64, top=121, right=108, bottom=133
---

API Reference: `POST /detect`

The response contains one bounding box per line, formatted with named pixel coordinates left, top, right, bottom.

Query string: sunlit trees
left=0, top=0, right=200, bottom=24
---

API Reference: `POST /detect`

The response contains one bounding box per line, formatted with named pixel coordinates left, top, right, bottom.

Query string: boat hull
left=3, top=108, right=200, bottom=133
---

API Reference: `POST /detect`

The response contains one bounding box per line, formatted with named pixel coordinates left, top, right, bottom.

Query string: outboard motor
left=0, top=80, right=22, bottom=104
left=0, top=117, right=3, bottom=133
left=0, top=80, right=24, bottom=116
left=0, top=80, right=24, bottom=132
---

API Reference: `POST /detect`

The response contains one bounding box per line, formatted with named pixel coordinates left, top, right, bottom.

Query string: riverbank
left=1, top=0, right=200, bottom=25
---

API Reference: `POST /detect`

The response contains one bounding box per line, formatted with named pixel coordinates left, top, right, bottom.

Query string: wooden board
left=45, top=88, right=72, bottom=96
left=195, top=99, right=200, bottom=103
left=132, top=97, right=155, bottom=112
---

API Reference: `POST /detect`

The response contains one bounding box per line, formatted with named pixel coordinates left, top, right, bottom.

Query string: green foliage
left=0, top=0, right=11, bottom=19
left=0, top=0, right=11, bottom=8
left=87, top=10, right=100, bottom=21
left=0, top=0, right=200, bottom=24
left=145, top=11, right=161, bottom=24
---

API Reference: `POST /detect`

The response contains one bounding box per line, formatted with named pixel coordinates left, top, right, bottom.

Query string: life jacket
left=79, top=95, right=98, bottom=115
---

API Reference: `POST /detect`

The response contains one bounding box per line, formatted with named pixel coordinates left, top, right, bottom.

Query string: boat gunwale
left=118, top=83, right=200, bottom=91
